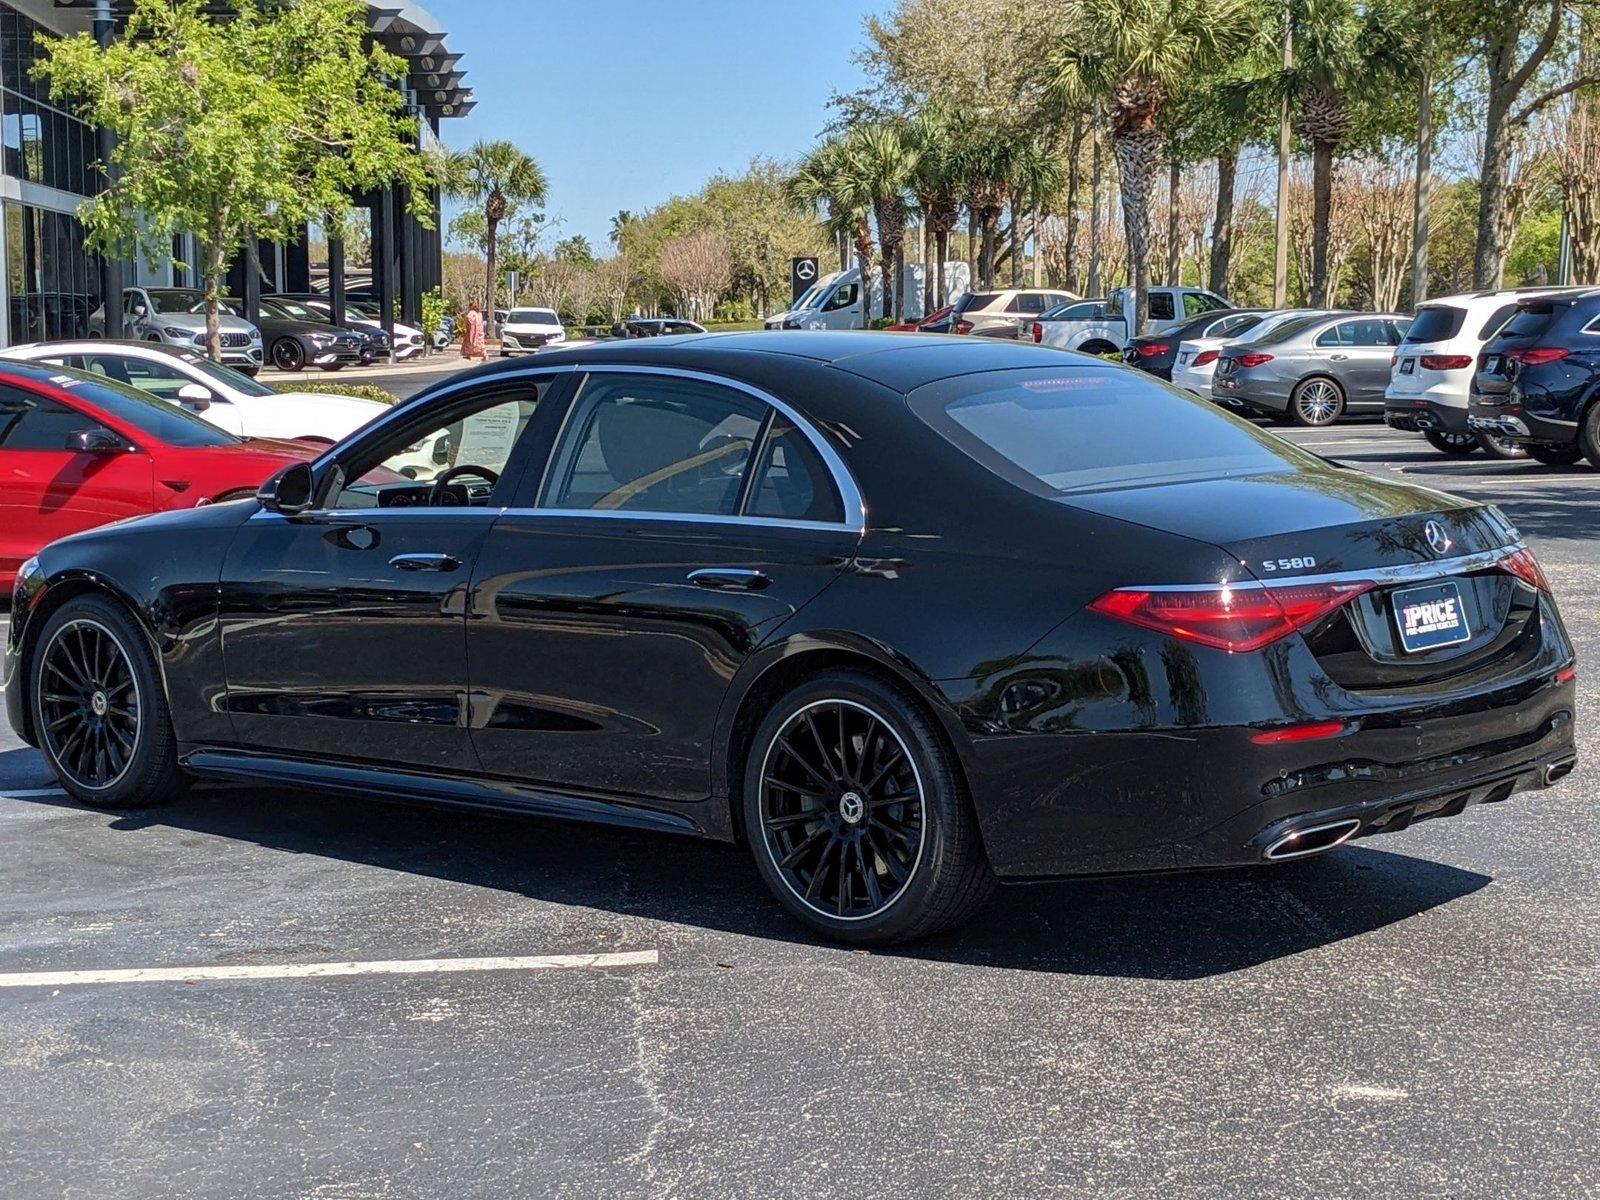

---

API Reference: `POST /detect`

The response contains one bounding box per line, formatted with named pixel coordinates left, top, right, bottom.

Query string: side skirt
left=180, top=748, right=708, bottom=839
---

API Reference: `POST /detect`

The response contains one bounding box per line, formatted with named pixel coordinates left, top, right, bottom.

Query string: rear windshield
left=956, top=292, right=1000, bottom=313
left=1499, top=303, right=1566, bottom=339
left=1404, top=305, right=1466, bottom=343
left=909, top=368, right=1316, bottom=495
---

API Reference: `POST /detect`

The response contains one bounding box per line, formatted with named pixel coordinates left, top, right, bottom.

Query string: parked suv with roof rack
left=1386, top=287, right=1582, bottom=459
left=1467, top=288, right=1600, bottom=467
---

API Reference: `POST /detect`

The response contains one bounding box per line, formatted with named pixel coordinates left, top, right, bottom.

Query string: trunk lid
left=1064, top=467, right=1539, bottom=689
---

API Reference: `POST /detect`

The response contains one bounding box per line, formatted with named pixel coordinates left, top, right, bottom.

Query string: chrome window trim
left=498, top=507, right=860, bottom=534
left=535, top=363, right=865, bottom=532
left=1102, top=544, right=1524, bottom=593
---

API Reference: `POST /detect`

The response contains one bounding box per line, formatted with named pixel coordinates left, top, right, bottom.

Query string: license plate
left=1392, top=581, right=1471, bottom=653
left=1484, top=354, right=1502, bottom=373
left=1399, top=358, right=1415, bottom=374
left=1178, top=351, right=1191, bottom=365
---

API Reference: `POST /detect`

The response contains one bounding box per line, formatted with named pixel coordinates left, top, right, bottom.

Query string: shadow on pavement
left=1, top=743, right=1491, bottom=982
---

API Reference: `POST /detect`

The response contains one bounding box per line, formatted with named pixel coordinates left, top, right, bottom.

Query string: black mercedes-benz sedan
left=2, top=333, right=1577, bottom=943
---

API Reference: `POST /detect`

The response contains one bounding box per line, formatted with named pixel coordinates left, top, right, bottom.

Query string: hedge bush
left=272, top=381, right=400, bottom=406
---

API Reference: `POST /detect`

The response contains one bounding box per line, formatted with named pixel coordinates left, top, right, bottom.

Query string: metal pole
left=1273, top=7, right=1293, bottom=309
left=329, top=235, right=346, bottom=326
left=94, top=0, right=124, bottom=339
left=1558, top=208, right=1573, bottom=285
left=1409, top=54, right=1433, bottom=309
left=376, top=189, right=397, bottom=364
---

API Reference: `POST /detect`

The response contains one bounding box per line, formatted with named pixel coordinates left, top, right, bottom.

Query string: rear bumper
left=1385, top=398, right=1471, bottom=434
left=1467, top=399, right=1577, bottom=445
left=1211, top=375, right=1290, bottom=413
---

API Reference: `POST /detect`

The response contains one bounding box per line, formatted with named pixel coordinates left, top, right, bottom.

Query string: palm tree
left=1007, top=140, right=1066, bottom=287
left=955, top=134, right=1013, bottom=291
left=442, top=139, right=549, bottom=310
left=788, top=137, right=871, bottom=277
left=844, top=123, right=919, bottom=322
left=1049, top=0, right=1253, bottom=332
left=609, top=210, right=634, bottom=248
left=906, top=105, right=964, bottom=312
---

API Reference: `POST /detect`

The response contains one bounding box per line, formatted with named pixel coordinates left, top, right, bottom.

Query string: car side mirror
left=132, top=304, right=147, bottom=318
left=258, top=460, right=315, bottom=515
left=175, top=382, right=212, bottom=410
left=68, top=427, right=131, bottom=455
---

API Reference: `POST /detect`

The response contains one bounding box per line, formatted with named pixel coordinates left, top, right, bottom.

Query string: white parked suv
left=1033, top=285, right=1230, bottom=354
left=953, top=288, right=1078, bottom=336
left=499, top=307, right=566, bottom=355
left=2, top=341, right=389, bottom=444
left=1384, top=287, right=1583, bottom=457
left=1170, top=309, right=1331, bottom=397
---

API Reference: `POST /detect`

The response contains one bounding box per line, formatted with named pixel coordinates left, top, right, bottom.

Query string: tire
left=1528, top=444, right=1584, bottom=466
left=742, top=669, right=996, bottom=945
left=1424, top=429, right=1479, bottom=457
left=1579, top=403, right=1600, bottom=469
left=1289, top=377, right=1345, bottom=426
left=271, top=339, right=306, bottom=372
left=27, top=595, right=186, bottom=810
left=1476, top=432, right=1529, bottom=460
left=239, top=366, right=260, bottom=378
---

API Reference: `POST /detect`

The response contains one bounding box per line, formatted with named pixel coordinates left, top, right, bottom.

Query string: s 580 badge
left=1261, top=556, right=1317, bottom=573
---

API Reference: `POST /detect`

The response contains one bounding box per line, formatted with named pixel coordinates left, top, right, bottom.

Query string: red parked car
left=0, top=360, right=314, bottom=590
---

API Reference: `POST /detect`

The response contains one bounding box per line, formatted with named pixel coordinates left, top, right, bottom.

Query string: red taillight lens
left=954, top=319, right=974, bottom=335
left=1087, top=581, right=1374, bottom=653
left=1502, top=546, right=1551, bottom=592
left=1193, top=349, right=1218, bottom=367
left=1235, top=353, right=1274, bottom=368
left=1251, top=721, right=1350, bottom=745
left=1032, top=322, right=1042, bottom=343
left=1506, top=347, right=1570, bottom=366
left=1419, top=354, right=1473, bottom=371
left=1137, top=342, right=1170, bottom=358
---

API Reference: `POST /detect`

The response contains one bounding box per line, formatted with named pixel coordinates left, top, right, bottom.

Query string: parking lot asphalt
left=2, top=420, right=1597, bottom=1199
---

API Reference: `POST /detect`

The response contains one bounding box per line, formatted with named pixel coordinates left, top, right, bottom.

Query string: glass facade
left=0, top=5, right=105, bottom=344
left=1, top=6, right=101, bottom=197
left=5, top=200, right=98, bottom=341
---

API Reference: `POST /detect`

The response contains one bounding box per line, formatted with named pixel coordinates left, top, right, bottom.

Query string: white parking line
left=0, top=949, right=659, bottom=990
left=1, top=788, right=68, bottom=800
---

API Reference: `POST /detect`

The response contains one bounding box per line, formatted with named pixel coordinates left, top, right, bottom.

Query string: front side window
left=546, top=375, right=763, bottom=515
left=1317, top=319, right=1389, bottom=347
left=65, top=353, right=197, bottom=402
left=0, top=384, right=98, bottom=449
left=1183, top=292, right=1229, bottom=317
left=41, top=367, right=234, bottom=445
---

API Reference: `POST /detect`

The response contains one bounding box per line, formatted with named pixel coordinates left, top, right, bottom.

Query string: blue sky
left=429, top=1, right=878, bottom=251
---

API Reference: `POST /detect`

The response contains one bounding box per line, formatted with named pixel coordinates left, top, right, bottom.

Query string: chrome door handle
left=1328, top=353, right=1349, bottom=361
left=390, top=552, right=461, bottom=572
left=688, top=567, right=772, bottom=591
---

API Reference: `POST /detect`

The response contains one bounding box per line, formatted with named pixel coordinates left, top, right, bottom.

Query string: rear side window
left=1500, top=304, right=1564, bottom=339
left=1148, top=293, right=1175, bottom=320
left=1478, top=304, right=1520, bottom=340
left=1404, top=306, right=1466, bottom=343
left=909, top=368, right=1315, bottom=496
left=746, top=416, right=844, bottom=523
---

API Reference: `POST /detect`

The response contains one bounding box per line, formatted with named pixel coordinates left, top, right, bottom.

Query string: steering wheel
left=428, top=463, right=500, bottom=506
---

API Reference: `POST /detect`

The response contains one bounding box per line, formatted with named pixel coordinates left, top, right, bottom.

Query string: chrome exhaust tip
left=1544, top=759, right=1576, bottom=786
left=1263, top=818, right=1362, bottom=862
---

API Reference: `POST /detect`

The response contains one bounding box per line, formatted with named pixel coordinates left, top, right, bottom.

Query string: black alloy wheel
left=1424, top=429, right=1479, bottom=456
left=272, top=338, right=306, bottom=371
left=36, top=617, right=140, bottom=792
left=30, top=596, right=185, bottom=809
left=744, top=670, right=996, bottom=944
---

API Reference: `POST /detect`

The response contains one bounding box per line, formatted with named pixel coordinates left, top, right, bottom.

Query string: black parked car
left=263, top=295, right=387, bottom=365
left=239, top=297, right=365, bottom=372
left=4, top=334, right=1576, bottom=944
left=1122, top=309, right=1265, bottom=380
left=1467, top=290, right=1600, bottom=466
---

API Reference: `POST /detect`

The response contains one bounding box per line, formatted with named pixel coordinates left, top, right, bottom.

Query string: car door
left=466, top=368, right=862, bottom=809
left=215, top=377, right=562, bottom=771
left=1318, top=318, right=1393, bottom=406
left=0, top=381, right=154, bottom=580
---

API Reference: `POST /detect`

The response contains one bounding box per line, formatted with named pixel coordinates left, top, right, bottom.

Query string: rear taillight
left=1137, top=343, right=1170, bottom=358
left=1032, top=322, right=1042, bottom=343
left=1502, top=546, right=1551, bottom=592
left=1087, top=580, right=1374, bottom=653
left=1251, top=721, right=1350, bottom=745
left=954, top=319, right=974, bottom=335
left=1390, top=353, right=1398, bottom=367
left=1235, top=353, right=1274, bottom=368
left=1193, top=349, right=1218, bottom=367
left=1419, top=354, right=1473, bottom=371
left=1506, top=347, right=1570, bottom=366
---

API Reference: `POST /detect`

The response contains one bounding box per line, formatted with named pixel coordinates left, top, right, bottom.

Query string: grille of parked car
left=220, top=332, right=252, bottom=348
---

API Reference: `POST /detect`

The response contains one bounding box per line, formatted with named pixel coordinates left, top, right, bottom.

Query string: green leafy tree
left=36, top=0, right=433, bottom=362
left=442, top=139, right=550, bottom=312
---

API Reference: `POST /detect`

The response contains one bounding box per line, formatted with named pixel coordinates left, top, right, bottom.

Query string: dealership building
left=0, top=0, right=471, bottom=348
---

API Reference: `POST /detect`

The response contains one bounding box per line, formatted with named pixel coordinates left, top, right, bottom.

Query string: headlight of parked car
left=162, top=326, right=191, bottom=339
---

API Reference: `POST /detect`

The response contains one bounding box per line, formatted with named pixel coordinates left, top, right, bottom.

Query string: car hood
left=264, top=317, right=347, bottom=336
left=1060, top=466, right=1513, bottom=576
left=152, top=312, right=257, bottom=334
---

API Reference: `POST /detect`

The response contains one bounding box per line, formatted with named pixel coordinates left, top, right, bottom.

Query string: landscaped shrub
left=272, top=381, right=400, bottom=406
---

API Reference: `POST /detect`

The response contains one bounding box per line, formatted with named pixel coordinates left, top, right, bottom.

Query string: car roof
left=448, top=330, right=1120, bottom=396
left=6, top=339, right=194, bottom=358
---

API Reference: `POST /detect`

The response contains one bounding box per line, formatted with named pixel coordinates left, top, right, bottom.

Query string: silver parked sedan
left=1210, top=312, right=1413, bottom=426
